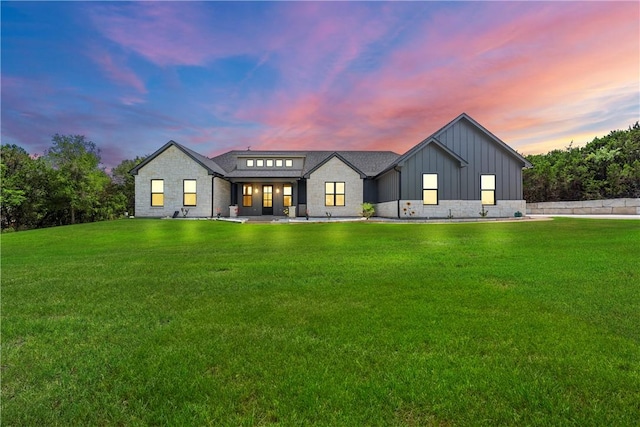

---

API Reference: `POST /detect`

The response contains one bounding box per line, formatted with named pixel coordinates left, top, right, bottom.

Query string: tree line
left=1, top=135, right=145, bottom=231
left=523, top=123, right=640, bottom=203
left=2, top=124, right=639, bottom=230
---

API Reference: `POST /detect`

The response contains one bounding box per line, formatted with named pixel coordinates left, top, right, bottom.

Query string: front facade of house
left=131, top=113, right=532, bottom=219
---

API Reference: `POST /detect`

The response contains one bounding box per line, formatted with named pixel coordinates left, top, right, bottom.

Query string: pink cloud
left=219, top=1, right=637, bottom=156
left=90, top=50, right=147, bottom=95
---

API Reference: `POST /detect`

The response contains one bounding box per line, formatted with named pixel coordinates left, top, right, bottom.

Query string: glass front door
left=262, top=185, right=273, bottom=215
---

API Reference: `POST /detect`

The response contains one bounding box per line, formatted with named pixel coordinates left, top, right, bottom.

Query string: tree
left=111, top=156, right=147, bottom=215
left=44, top=134, right=109, bottom=224
left=524, top=122, right=640, bottom=202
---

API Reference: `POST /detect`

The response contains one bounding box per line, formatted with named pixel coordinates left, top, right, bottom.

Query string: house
left=130, top=113, right=532, bottom=219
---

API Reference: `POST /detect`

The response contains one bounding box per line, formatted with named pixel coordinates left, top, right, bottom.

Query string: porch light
left=276, top=188, right=280, bottom=193
left=254, top=188, right=259, bottom=194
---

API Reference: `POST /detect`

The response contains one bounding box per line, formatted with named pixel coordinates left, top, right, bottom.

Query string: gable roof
left=211, top=150, right=400, bottom=179
left=394, top=137, right=469, bottom=169
left=303, top=152, right=367, bottom=179
left=379, top=113, right=532, bottom=176
left=130, top=140, right=226, bottom=176
left=443, top=113, right=532, bottom=167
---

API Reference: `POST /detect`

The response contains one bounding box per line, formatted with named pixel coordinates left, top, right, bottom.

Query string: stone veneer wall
left=134, top=145, right=213, bottom=217
left=376, top=200, right=526, bottom=219
left=212, top=177, right=231, bottom=217
left=526, top=198, right=640, bottom=215
left=307, top=157, right=364, bottom=217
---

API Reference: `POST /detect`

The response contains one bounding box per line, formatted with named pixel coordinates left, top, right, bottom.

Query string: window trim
left=481, top=174, right=496, bottom=205
left=242, top=184, right=253, bottom=207
left=183, top=179, right=197, bottom=206
left=422, top=173, right=438, bottom=205
left=151, top=179, right=164, bottom=207
left=325, top=181, right=345, bottom=206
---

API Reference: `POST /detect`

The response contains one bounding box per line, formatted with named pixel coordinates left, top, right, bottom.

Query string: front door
left=262, top=185, right=273, bottom=215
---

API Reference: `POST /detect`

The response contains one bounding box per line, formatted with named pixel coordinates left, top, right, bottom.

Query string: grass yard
left=2, top=218, right=639, bottom=426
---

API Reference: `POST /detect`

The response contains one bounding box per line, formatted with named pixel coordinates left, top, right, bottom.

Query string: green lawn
left=2, top=218, right=639, bottom=426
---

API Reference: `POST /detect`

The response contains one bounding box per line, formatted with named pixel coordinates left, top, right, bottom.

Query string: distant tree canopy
left=524, top=123, right=640, bottom=202
left=1, top=135, right=146, bottom=231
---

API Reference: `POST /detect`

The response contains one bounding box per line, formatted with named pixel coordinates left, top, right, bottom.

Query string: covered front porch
left=229, top=179, right=307, bottom=217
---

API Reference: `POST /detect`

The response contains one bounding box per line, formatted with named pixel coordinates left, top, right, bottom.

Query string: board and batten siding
left=400, top=143, right=462, bottom=201
left=376, top=169, right=400, bottom=203
left=434, top=118, right=524, bottom=200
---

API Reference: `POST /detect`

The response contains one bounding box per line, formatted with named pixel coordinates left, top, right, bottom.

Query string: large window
left=184, top=179, right=197, bottom=206
left=325, top=182, right=345, bottom=206
left=151, top=179, right=164, bottom=206
left=283, top=185, right=292, bottom=207
left=481, top=174, right=496, bottom=205
left=422, top=173, right=438, bottom=205
left=243, top=184, right=253, bottom=207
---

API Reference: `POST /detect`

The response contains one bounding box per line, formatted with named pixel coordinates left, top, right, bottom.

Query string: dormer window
left=285, top=159, right=293, bottom=167
left=266, top=159, right=273, bottom=167
left=246, top=159, right=254, bottom=167
left=276, top=159, right=283, bottom=167
left=256, top=159, right=264, bottom=167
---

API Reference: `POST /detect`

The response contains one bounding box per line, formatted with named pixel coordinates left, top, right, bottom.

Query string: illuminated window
left=256, top=159, right=264, bottom=167
left=266, top=159, right=273, bottom=167
left=276, top=159, right=283, bottom=167
left=246, top=159, right=254, bottom=167
left=481, top=174, right=496, bottom=205
left=325, top=182, right=345, bottom=206
left=151, top=179, right=164, bottom=206
left=263, top=185, right=273, bottom=208
left=285, top=159, right=293, bottom=167
left=243, top=184, right=253, bottom=207
left=183, top=179, right=197, bottom=206
left=422, top=174, right=438, bottom=205
left=283, top=185, right=292, bottom=207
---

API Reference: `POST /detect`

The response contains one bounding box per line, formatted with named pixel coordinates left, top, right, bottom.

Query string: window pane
left=256, top=159, right=264, bottom=167
left=243, top=195, right=252, bottom=207
left=481, top=175, right=495, bottom=190
left=184, top=180, right=196, bottom=193
left=184, top=193, right=197, bottom=206
left=481, top=190, right=495, bottom=205
left=285, top=159, right=293, bottom=167
left=423, top=189, right=438, bottom=205
left=151, top=193, right=164, bottom=206
left=243, top=185, right=252, bottom=195
left=246, top=159, right=254, bottom=167
left=335, top=182, right=345, bottom=194
left=283, top=195, right=292, bottom=207
left=151, top=180, right=163, bottom=192
left=283, top=185, right=292, bottom=196
left=266, top=159, right=273, bottom=167
left=325, top=195, right=334, bottom=206
left=335, top=194, right=345, bottom=206
left=325, top=182, right=334, bottom=193
left=276, top=159, right=283, bottom=167
left=423, top=174, right=437, bottom=189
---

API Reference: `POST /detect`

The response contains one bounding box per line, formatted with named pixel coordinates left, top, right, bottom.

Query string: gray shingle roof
left=210, top=150, right=400, bottom=178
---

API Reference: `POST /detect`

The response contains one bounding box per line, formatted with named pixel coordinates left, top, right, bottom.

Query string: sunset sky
left=2, top=1, right=639, bottom=168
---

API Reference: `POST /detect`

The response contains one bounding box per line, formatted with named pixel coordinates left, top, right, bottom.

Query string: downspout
left=394, top=166, right=402, bottom=219
left=211, top=175, right=215, bottom=218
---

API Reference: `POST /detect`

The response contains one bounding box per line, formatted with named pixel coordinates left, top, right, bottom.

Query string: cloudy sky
left=2, top=1, right=638, bottom=168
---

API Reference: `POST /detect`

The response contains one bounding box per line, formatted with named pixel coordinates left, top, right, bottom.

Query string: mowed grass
left=2, top=218, right=639, bottom=426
